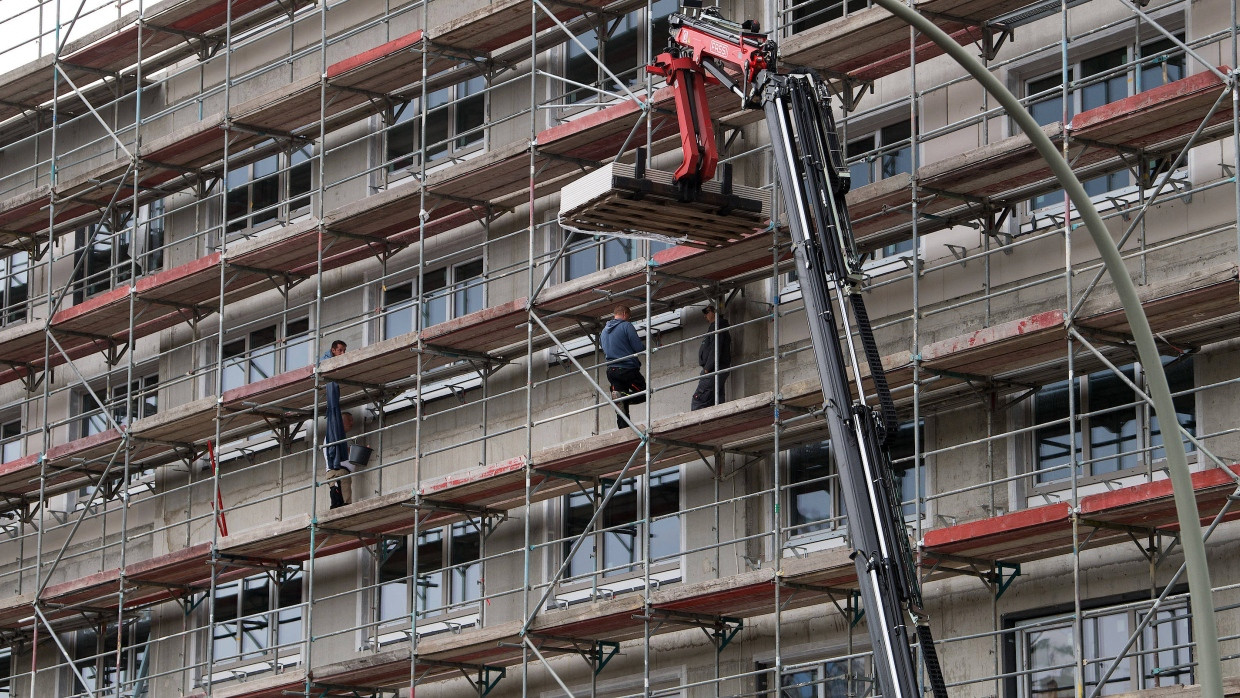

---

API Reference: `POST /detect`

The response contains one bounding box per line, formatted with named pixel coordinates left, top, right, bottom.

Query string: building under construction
left=0, top=0, right=1237, bottom=695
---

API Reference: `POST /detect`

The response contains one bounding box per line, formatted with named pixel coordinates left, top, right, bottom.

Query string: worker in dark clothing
left=691, top=304, right=731, bottom=410
left=601, top=304, right=646, bottom=429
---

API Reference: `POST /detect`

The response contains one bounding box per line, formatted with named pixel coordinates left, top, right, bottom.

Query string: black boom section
left=760, top=72, right=948, bottom=698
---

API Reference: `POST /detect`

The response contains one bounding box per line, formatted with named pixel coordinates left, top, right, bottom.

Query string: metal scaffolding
left=0, top=0, right=1236, bottom=696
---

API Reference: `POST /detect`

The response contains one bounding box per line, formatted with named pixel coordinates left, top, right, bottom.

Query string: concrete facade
left=0, top=0, right=1237, bottom=696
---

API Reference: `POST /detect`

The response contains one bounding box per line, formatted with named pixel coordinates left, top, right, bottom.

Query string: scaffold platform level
left=782, top=5, right=988, bottom=81
left=194, top=547, right=855, bottom=697
left=919, top=263, right=1239, bottom=379
left=921, top=464, right=1240, bottom=569
left=847, top=69, right=1232, bottom=249
left=0, top=0, right=676, bottom=256
left=2, top=261, right=1235, bottom=513
left=0, top=541, right=251, bottom=633
left=0, top=0, right=310, bottom=130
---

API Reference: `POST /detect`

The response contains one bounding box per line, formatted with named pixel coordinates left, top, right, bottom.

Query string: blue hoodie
left=601, top=317, right=644, bottom=369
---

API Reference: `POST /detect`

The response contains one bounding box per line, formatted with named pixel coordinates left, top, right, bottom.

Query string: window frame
left=381, top=258, right=486, bottom=340
left=558, top=229, right=675, bottom=283
left=384, top=75, right=488, bottom=178
left=1, top=417, right=21, bottom=464
left=560, top=469, right=683, bottom=588
left=781, top=420, right=927, bottom=548
left=755, top=652, right=875, bottom=698
left=1029, top=356, right=1196, bottom=488
left=72, top=200, right=166, bottom=304
left=1021, top=31, right=1187, bottom=213
left=69, top=614, right=151, bottom=697
left=216, top=317, right=312, bottom=393
left=781, top=0, right=872, bottom=35
left=1003, top=592, right=1192, bottom=697
left=558, top=0, right=677, bottom=110
left=224, top=146, right=313, bottom=236
left=372, top=520, right=484, bottom=642
left=0, top=251, right=29, bottom=327
left=206, top=568, right=304, bottom=676
left=78, top=373, right=159, bottom=439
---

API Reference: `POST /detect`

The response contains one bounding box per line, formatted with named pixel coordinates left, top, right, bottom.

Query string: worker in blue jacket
left=600, top=304, right=647, bottom=430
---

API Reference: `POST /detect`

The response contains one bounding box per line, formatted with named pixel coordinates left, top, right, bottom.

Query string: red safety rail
left=207, top=440, right=228, bottom=537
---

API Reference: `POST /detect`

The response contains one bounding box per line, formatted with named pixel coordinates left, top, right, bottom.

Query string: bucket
left=348, top=444, right=373, bottom=467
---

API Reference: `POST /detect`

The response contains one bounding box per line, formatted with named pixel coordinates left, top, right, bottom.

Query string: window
left=563, top=0, right=676, bottom=104
left=71, top=615, right=151, bottom=697
left=785, top=0, right=870, bottom=33
left=72, top=201, right=165, bottom=303
left=79, top=374, right=158, bottom=438
left=847, top=122, right=915, bottom=258
left=1, top=251, right=28, bottom=326
left=0, top=647, right=10, bottom=698
left=382, top=260, right=484, bottom=339
left=561, top=231, right=671, bottom=282
left=386, top=76, right=486, bottom=172
left=756, top=655, right=873, bottom=697
left=219, top=318, right=311, bottom=392
left=1, top=419, right=20, bottom=464
left=1008, top=597, right=1191, bottom=696
left=211, top=569, right=303, bottom=665
left=563, top=470, right=681, bottom=580
left=847, top=121, right=913, bottom=190
left=225, top=146, right=312, bottom=233
left=785, top=421, right=925, bottom=538
left=1026, top=36, right=1185, bottom=209
left=376, top=521, right=482, bottom=628
left=1032, top=357, right=1194, bottom=485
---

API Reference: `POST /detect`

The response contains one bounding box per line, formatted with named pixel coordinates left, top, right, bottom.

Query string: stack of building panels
left=558, top=162, right=771, bottom=247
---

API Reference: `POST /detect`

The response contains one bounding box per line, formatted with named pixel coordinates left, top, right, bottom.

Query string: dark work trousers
left=606, top=365, right=647, bottom=429
left=690, top=370, right=728, bottom=411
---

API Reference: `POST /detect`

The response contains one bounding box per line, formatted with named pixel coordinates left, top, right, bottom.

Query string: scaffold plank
left=1080, top=464, right=1240, bottom=529
left=0, top=0, right=311, bottom=129
left=923, top=463, right=1240, bottom=568
left=921, top=502, right=1073, bottom=564
left=3, top=258, right=1233, bottom=516
left=246, top=548, right=852, bottom=694
left=229, top=0, right=646, bottom=152
left=920, top=263, right=1240, bottom=379
left=848, top=69, right=1231, bottom=249
left=781, top=5, right=979, bottom=81
left=0, top=541, right=250, bottom=632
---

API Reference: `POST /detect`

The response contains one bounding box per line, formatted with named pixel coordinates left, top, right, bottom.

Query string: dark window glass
left=455, top=77, right=486, bottom=149
left=0, top=420, right=19, bottom=464
left=1034, top=358, right=1194, bottom=483
left=788, top=441, right=835, bottom=534
left=2, top=251, right=29, bottom=326
left=384, top=283, right=415, bottom=340
left=453, top=259, right=484, bottom=318
left=564, top=471, right=680, bottom=579
left=790, top=0, right=869, bottom=33
left=378, top=537, right=410, bottom=624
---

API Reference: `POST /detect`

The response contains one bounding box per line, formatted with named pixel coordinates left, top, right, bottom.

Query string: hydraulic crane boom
left=648, top=6, right=948, bottom=697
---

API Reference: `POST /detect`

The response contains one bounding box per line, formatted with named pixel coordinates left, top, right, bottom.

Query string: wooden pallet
left=559, top=162, right=771, bottom=247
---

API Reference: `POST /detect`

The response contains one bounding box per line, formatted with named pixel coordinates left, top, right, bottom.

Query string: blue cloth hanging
left=324, top=380, right=347, bottom=471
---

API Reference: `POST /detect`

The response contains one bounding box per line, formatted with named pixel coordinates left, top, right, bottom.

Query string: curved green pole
left=866, top=1, right=1223, bottom=694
